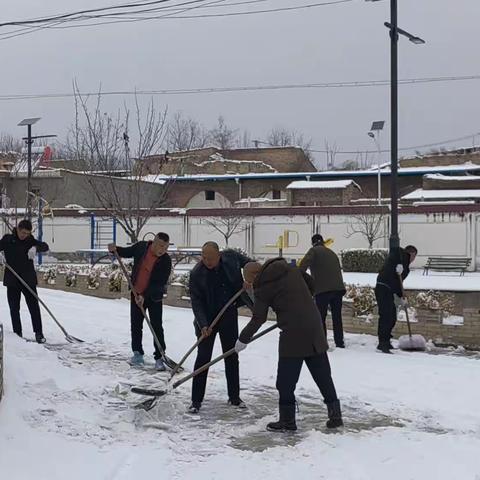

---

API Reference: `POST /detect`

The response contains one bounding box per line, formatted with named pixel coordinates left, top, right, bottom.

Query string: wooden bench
left=423, top=256, right=471, bottom=276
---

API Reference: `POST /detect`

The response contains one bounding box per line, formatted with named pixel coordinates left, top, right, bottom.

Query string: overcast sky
left=1, top=0, right=479, bottom=168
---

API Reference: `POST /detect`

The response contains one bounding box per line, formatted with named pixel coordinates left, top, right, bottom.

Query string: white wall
left=6, top=211, right=478, bottom=270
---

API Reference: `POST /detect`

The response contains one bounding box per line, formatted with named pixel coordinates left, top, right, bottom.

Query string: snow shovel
left=169, top=288, right=246, bottom=379
left=113, top=251, right=182, bottom=371
left=131, top=322, right=278, bottom=400
left=3, top=261, right=84, bottom=343
left=397, top=274, right=426, bottom=352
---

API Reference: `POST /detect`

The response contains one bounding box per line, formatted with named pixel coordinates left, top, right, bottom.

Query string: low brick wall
left=2, top=268, right=479, bottom=350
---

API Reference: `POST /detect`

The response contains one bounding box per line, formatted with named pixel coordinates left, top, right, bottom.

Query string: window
left=272, top=189, right=281, bottom=200
left=299, top=201, right=306, bottom=206
left=205, top=190, right=216, bottom=201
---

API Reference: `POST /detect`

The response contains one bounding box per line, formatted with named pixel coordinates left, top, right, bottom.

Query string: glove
left=28, top=247, right=36, bottom=260
left=234, top=339, right=247, bottom=353
left=395, top=264, right=404, bottom=275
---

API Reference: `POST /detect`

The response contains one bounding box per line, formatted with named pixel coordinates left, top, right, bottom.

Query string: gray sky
left=1, top=0, right=479, bottom=168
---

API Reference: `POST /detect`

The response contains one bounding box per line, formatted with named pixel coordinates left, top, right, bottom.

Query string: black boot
left=376, top=341, right=392, bottom=354
left=326, top=400, right=343, bottom=429
left=35, top=333, right=46, bottom=344
left=267, top=405, right=297, bottom=432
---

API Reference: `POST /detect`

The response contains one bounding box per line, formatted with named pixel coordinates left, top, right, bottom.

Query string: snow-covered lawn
left=1, top=286, right=479, bottom=480
left=344, top=269, right=480, bottom=291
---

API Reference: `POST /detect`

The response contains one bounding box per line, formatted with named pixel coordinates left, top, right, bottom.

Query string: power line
left=0, top=74, right=479, bottom=101
left=0, top=0, right=217, bottom=40
left=0, top=0, right=353, bottom=40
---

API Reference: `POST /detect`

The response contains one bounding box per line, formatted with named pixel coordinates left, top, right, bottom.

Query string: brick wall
left=32, top=271, right=480, bottom=349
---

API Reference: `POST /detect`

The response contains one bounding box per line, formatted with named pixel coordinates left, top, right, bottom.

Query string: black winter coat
left=0, top=231, right=49, bottom=287
left=239, top=258, right=328, bottom=357
left=376, top=248, right=411, bottom=296
left=116, top=241, right=172, bottom=302
left=189, top=249, right=253, bottom=330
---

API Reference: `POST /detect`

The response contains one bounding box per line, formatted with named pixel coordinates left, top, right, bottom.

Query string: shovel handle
left=397, top=273, right=413, bottom=338
left=172, top=322, right=278, bottom=390
left=170, top=288, right=245, bottom=378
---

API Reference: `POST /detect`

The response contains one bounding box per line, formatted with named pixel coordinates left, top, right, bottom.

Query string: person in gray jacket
left=299, top=234, right=346, bottom=348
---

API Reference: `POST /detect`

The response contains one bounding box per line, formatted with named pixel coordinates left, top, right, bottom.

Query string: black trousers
left=7, top=284, right=43, bottom=336
left=375, top=284, right=397, bottom=343
left=191, top=308, right=240, bottom=404
left=276, top=353, right=338, bottom=407
left=315, top=291, right=344, bottom=346
left=130, top=296, right=165, bottom=359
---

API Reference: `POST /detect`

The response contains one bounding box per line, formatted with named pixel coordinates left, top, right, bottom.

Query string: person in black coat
left=375, top=245, right=418, bottom=353
left=188, top=242, right=253, bottom=413
left=108, top=233, right=172, bottom=369
left=0, top=219, right=49, bottom=343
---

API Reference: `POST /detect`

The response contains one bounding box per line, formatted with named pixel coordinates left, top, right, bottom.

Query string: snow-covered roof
left=402, top=189, right=480, bottom=201
left=287, top=180, right=360, bottom=190
left=424, top=173, right=480, bottom=182
left=235, top=198, right=286, bottom=204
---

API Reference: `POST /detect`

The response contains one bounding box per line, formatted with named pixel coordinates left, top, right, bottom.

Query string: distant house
left=402, top=173, right=480, bottom=204
left=286, top=180, right=362, bottom=206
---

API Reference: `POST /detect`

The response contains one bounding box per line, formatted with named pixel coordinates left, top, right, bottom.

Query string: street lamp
left=365, top=0, right=425, bottom=251
left=18, top=117, right=56, bottom=219
left=368, top=120, right=385, bottom=206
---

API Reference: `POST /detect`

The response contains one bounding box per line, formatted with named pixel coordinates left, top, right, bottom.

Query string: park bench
left=423, top=256, right=471, bottom=276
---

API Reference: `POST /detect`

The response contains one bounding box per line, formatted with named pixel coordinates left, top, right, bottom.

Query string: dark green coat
left=239, top=258, right=328, bottom=357
left=299, top=244, right=345, bottom=295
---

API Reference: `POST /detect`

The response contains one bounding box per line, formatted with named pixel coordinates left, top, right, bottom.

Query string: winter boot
left=228, top=398, right=247, bottom=409
left=35, top=333, right=46, bottom=344
left=377, top=341, right=392, bottom=354
left=130, top=351, right=144, bottom=366
left=267, top=405, right=297, bottom=432
left=326, top=400, right=344, bottom=429
left=187, top=402, right=201, bottom=414
left=155, top=358, right=166, bottom=371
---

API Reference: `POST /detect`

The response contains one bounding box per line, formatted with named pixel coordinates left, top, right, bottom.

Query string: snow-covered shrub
left=411, top=290, right=455, bottom=317
left=43, top=267, right=57, bottom=285
left=170, top=272, right=190, bottom=296
left=87, top=270, right=100, bottom=290
left=65, top=269, right=77, bottom=287
left=108, top=266, right=123, bottom=292
left=345, top=284, right=377, bottom=316
left=341, top=248, right=388, bottom=273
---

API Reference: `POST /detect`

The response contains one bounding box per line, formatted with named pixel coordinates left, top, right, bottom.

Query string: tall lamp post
left=18, top=117, right=56, bottom=219
left=366, top=0, right=425, bottom=251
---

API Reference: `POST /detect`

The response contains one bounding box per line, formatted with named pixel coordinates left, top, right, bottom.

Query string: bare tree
left=0, top=133, right=22, bottom=153
left=345, top=212, right=387, bottom=248
left=167, top=111, right=209, bottom=152
left=65, top=84, right=172, bottom=243
left=324, top=139, right=339, bottom=170
left=209, top=116, right=237, bottom=149
left=267, top=127, right=313, bottom=160
left=202, top=205, right=248, bottom=247
left=237, top=129, right=252, bottom=148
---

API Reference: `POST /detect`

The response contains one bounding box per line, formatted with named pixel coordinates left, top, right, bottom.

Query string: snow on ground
left=1, top=286, right=480, bottom=480
left=344, top=269, right=480, bottom=292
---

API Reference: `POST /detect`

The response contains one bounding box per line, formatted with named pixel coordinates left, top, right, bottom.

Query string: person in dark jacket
left=0, top=219, right=49, bottom=343
left=299, top=234, right=346, bottom=348
left=235, top=258, right=343, bottom=432
left=375, top=245, right=418, bottom=353
left=188, top=242, right=253, bottom=413
left=108, top=233, right=172, bottom=369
